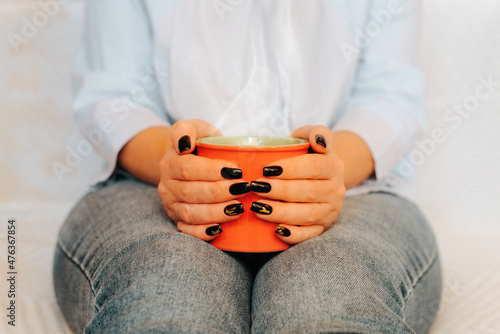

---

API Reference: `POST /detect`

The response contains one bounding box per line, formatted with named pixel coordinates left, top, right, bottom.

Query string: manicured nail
left=315, top=134, right=327, bottom=148
left=275, top=226, right=291, bottom=237
left=250, top=202, right=273, bottom=215
left=263, top=166, right=283, bottom=177
left=178, top=135, right=191, bottom=152
left=221, top=168, right=243, bottom=179
left=229, top=182, right=250, bottom=195
left=206, top=225, right=222, bottom=236
left=250, top=181, right=271, bottom=193
left=224, top=203, right=244, bottom=216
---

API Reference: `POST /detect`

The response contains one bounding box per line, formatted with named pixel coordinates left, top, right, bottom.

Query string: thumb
left=170, top=119, right=222, bottom=154
left=290, top=125, right=333, bottom=154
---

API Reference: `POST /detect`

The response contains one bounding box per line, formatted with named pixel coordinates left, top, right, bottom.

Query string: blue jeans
left=53, top=176, right=441, bottom=333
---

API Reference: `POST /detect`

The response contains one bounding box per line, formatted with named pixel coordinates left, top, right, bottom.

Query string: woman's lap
left=252, top=192, right=441, bottom=334
left=54, top=177, right=441, bottom=334
left=54, top=179, right=253, bottom=333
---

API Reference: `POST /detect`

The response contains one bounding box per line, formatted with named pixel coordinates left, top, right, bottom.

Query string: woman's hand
left=249, top=125, right=346, bottom=245
left=158, top=119, right=250, bottom=242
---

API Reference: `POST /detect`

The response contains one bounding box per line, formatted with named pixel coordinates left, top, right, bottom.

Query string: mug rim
left=196, top=136, right=310, bottom=151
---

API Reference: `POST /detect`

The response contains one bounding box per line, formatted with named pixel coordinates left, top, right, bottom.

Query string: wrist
left=118, top=126, right=172, bottom=185
left=331, top=131, right=375, bottom=189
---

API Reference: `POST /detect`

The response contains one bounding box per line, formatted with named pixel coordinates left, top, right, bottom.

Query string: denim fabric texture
left=54, top=176, right=441, bottom=334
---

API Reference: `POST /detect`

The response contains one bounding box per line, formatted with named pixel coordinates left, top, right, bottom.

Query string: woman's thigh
left=252, top=192, right=442, bottom=334
left=54, top=178, right=253, bottom=334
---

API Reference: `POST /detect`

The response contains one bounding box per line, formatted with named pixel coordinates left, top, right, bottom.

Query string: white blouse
left=73, top=0, right=425, bottom=202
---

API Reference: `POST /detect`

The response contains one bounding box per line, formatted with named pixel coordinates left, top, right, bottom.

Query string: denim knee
left=251, top=193, right=441, bottom=334
left=54, top=179, right=254, bottom=333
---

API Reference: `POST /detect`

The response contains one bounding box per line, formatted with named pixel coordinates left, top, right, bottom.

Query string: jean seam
left=126, top=319, right=235, bottom=334
left=401, top=248, right=439, bottom=316
left=57, top=241, right=98, bottom=309
left=377, top=191, right=439, bottom=318
left=280, top=323, right=382, bottom=334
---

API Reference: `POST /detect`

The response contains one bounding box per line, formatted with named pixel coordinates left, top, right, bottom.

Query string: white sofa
left=1, top=0, right=499, bottom=333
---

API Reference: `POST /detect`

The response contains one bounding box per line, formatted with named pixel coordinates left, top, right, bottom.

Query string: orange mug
left=196, top=136, right=310, bottom=253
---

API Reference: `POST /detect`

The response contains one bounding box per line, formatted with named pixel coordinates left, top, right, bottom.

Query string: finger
left=170, top=201, right=244, bottom=225
left=262, top=153, right=341, bottom=180
left=171, top=119, right=222, bottom=154
left=249, top=200, right=339, bottom=226
left=176, top=221, right=223, bottom=242
left=290, top=125, right=333, bottom=154
left=274, top=223, right=325, bottom=245
left=164, top=150, right=242, bottom=181
left=251, top=179, right=340, bottom=203
left=166, top=180, right=250, bottom=203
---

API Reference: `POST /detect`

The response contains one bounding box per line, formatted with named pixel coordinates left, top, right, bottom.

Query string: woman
left=54, top=0, right=442, bottom=333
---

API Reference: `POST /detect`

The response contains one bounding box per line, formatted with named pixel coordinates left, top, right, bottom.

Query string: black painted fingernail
left=250, top=181, right=271, bottom=193
left=275, top=226, right=291, bottom=237
left=178, top=135, right=191, bottom=152
left=315, top=134, right=327, bottom=148
left=250, top=202, right=273, bottom=215
left=229, top=182, right=250, bottom=195
left=206, top=225, right=222, bottom=236
left=263, top=166, right=283, bottom=177
left=224, top=203, right=244, bottom=216
left=221, top=167, right=243, bottom=179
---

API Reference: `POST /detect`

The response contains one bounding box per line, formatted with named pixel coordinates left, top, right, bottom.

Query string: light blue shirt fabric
left=74, top=0, right=425, bottom=202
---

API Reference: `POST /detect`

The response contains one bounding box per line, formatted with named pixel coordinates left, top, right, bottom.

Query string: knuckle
left=160, top=186, right=175, bottom=205
left=177, top=184, right=189, bottom=201
left=208, top=183, right=222, bottom=202
left=284, top=159, right=297, bottom=177
left=275, top=205, right=288, bottom=223
left=162, top=180, right=177, bottom=199
left=160, top=151, right=176, bottom=173
left=304, top=182, right=321, bottom=202
left=306, top=206, right=323, bottom=225
left=325, top=201, right=338, bottom=216
left=204, top=205, right=219, bottom=223
left=177, top=204, right=191, bottom=224
left=178, top=163, right=190, bottom=180
left=207, top=160, right=220, bottom=180
left=275, top=182, right=289, bottom=200
left=320, top=208, right=335, bottom=226
left=164, top=205, right=177, bottom=222
left=158, top=182, right=167, bottom=195
left=304, top=213, right=316, bottom=225
left=310, top=160, right=323, bottom=179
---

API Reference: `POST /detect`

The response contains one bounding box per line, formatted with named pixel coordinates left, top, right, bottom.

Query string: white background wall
left=416, top=0, right=500, bottom=228
left=0, top=0, right=499, bottom=333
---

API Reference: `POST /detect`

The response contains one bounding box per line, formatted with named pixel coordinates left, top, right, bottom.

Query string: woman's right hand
left=158, top=119, right=250, bottom=242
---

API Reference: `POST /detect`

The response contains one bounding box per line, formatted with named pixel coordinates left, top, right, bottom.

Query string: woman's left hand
left=250, top=125, right=346, bottom=245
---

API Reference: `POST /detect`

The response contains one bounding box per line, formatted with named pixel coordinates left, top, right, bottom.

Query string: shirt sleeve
left=73, top=0, right=170, bottom=183
left=333, top=0, right=426, bottom=180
